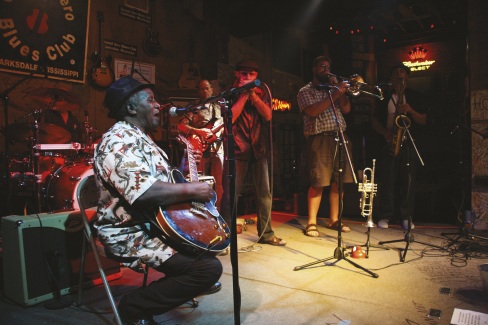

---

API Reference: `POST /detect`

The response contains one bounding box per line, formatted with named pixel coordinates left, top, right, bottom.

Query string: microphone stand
left=378, top=93, right=444, bottom=262
left=195, top=84, right=257, bottom=325
left=294, top=86, right=378, bottom=278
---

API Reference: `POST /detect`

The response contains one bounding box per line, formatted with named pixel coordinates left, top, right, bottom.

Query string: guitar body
left=156, top=168, right=230, bottom=254
left=90, top=53, right=115, bottom=88
left=89, top=11, right=114, bottom=89
left=186, top=117, right=224, bottom=154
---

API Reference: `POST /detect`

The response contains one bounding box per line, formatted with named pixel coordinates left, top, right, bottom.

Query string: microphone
left=222, top=79, right=261, bottom=96
left=130, top=59, right=135, bottom=77
left=168, top=105, right=205, bottom=117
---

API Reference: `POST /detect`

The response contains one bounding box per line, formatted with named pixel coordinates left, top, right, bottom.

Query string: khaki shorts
left=306, top=132, right=354, bottom=188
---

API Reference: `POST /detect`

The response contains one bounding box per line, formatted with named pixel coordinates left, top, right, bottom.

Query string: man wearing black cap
left=93, top=76, right=222, bottom=324
left=371, top=63, right=427, bottom=230
left=220, top=59, right=286, bottom=246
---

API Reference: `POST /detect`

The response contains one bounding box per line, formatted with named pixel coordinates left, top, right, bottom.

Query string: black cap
left=390, top=62, right=410, bottom=75
left=104, top=76, right=155, bottom=118
left=235, top=60, right=260, bottom=72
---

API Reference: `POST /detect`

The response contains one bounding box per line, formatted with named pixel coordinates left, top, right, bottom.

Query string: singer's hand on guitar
left=189, top=181, right=214, bottom=202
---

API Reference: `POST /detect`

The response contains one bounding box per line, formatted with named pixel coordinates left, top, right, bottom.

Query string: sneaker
left=377, top=219, right=389, bottom=229
left=401, top=220, right=415, bottom=230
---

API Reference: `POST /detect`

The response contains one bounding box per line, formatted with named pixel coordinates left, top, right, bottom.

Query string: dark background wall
left=0, top=0, right=483, bottom=226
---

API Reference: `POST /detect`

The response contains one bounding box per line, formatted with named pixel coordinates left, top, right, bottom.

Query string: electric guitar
left=89, top=11, right=114, bottom=88
left=155, top=135, right=230, bottom=255
left=187, top=118, right=225, bottom=154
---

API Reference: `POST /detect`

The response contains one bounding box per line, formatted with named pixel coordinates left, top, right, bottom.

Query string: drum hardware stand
left=82, top=107, right=98, bottom=157
left=30, top=114, right=44, bottom=213
left=378, top=95, right=443, bottom=262
left=1, top=72, right=35, bottom=215
left=293, top=85, right=378, bottom=278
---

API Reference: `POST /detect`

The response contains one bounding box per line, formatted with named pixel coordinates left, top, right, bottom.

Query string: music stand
left=377, top=94, right=444, bottom=262
left=293, top=86, right=378, bottom=278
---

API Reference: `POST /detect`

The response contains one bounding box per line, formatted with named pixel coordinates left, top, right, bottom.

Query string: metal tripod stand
left=377, top=93, right=444, bottom=262
left=293, top=86, right=378, bottom=278
left=347, top=159, right=390, bottom=258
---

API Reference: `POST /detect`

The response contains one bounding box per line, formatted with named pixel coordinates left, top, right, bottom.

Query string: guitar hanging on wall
left=89, top=11, right=114, bottom=89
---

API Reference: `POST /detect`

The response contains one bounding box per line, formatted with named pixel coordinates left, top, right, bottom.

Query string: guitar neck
left=186, top=147, right=199, bottom=182
left=178, top=135, right=199, bottom=181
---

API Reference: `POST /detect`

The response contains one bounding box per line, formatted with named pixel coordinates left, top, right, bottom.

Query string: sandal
left=327, top=221, right=351, bottom=233
left=304, top=224, right=320, bottom=237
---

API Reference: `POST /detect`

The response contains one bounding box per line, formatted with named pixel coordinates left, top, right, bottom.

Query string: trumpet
left=358, top=159, right=377, bottom=228
left=327, top=73, right=385, bottom=100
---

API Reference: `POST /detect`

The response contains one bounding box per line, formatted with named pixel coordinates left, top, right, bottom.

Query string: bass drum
left=43, top=162, right=96, bottom=212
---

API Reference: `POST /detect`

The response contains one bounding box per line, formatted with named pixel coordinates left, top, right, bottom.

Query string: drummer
left=38, top=108, right=82, bottom=143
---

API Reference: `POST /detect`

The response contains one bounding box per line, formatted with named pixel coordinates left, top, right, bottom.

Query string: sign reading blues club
left=0, top=0, right=89, bottom=83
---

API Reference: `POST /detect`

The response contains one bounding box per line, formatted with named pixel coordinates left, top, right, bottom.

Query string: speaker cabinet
left=1, top=210, right=121, bottom=306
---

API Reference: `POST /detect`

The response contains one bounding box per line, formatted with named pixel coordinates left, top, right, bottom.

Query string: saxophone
left=392, top=79, right=411, bottom=157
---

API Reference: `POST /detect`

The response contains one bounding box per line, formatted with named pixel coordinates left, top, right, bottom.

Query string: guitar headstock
left=177, top=134, right=194, bottom=151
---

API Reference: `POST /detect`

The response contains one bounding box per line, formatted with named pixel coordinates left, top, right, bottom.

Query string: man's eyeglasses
left=317, top=64, right=331, bottom=69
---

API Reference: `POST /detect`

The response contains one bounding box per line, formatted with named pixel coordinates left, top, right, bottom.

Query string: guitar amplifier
left=1, top=210, right=122, bottom=306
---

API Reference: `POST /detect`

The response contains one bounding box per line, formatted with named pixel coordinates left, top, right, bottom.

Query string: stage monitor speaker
left=1, top=210, right=122, bottom=306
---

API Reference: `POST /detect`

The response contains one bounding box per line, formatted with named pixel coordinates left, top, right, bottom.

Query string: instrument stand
left=378, top=98, right=443, bottom=262
left=293, top=87, right=378, bottom=278
left=441, top=126, right=488, bottom=247
left=348, top=225, right=390, bottom=258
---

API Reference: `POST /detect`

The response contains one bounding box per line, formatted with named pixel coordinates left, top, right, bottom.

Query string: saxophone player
left=371, top=62, right=427, bottom=230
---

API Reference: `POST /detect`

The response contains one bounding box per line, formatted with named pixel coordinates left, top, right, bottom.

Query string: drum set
left=2, top=87, right=97, bottom=215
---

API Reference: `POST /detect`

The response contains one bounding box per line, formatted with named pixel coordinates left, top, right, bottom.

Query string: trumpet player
left=297, top=56, right=354, bottom=237
left=371, top=62, right=427, bottom=230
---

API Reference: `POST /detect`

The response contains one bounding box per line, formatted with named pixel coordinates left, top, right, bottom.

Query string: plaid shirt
left=297, top=82, right=347, bottom=136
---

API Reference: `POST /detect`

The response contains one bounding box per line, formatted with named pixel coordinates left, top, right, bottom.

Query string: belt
left=313, top=131, right=338, bottom=137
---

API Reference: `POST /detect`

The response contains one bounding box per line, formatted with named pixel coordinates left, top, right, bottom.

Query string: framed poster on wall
left=0, top=1, right=90, bottom=83
left=114, top=59, right=155, bottom=84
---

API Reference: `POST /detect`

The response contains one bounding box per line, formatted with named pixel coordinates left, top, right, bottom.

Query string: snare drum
left=43, top=162, right=96, bottom=212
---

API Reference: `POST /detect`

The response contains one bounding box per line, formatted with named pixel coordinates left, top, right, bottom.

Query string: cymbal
left=29, top=87, right=81, bottom=111
left=5, top=122, right=71, bottom=144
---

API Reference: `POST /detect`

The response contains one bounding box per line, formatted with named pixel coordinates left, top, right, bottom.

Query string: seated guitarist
left=177, top=79, right=224, bottom=210
left=93, top=76, right=222, bottom=325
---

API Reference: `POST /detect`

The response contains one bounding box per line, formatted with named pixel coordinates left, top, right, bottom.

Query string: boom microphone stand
left=293, top=85, right=378, bottom=278
left=378, top=93, right=444, bottom=262
left=195, top=80, right=261, bottom=325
